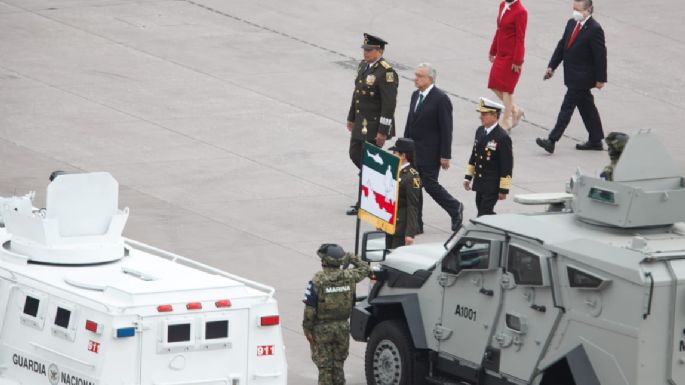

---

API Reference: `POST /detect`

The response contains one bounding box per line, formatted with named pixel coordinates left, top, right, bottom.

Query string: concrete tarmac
left=1, top=0, right=683, bottom=383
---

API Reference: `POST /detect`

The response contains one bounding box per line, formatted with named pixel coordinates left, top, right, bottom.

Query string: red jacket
left=489, top=1, right=527, bottom=66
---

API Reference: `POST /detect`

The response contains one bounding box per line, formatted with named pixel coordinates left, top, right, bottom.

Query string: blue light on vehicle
left=116, top=327, right=136, bottom=338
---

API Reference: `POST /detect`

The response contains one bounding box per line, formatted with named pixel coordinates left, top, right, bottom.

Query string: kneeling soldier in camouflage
left=303, top=244, right=370, bottom=385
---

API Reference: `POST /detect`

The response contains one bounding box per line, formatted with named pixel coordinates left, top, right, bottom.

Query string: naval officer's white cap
left=476, top=97, right=504, bottom=113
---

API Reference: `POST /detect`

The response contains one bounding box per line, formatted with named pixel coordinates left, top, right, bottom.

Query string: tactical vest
left=315, top=271, right=354, bottom=322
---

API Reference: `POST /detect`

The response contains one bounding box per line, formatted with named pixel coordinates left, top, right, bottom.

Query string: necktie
left=415, top=93, right=424, bottom=112
left=567, top=22, right=582, bottom=48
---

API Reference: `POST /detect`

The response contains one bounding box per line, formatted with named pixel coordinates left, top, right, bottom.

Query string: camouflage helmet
left=605, top=132, right=629, bottom=159
left=317, top=243, right=345, bottom=267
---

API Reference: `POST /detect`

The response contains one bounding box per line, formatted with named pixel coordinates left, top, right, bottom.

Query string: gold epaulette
left=466, top=164, right=475, bottom=177
left=380, top=60, right=392, bottom=69
left=499, top=175, right=512, bottom=190
left=409, top=168, right=419, bottom=176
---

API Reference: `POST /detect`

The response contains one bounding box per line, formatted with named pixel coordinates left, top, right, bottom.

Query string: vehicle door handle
left=530, top=304, right=546, bottom=313
left=479, top=288, right=494, bottom=296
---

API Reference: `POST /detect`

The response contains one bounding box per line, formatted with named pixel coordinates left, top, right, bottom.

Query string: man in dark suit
left=536, top=0, right=607, bottom=154
left=464, top=98, right=513, bottom=217
left=345, top=33, right=399, bottom=215
left=404, top=63, right=463, bottom=231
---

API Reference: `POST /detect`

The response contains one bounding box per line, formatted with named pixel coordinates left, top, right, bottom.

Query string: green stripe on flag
left=362, top=143, right=399, bottom=176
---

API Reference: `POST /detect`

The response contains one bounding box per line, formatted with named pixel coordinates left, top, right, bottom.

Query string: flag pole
left=354, top=119, right=368, bottom=255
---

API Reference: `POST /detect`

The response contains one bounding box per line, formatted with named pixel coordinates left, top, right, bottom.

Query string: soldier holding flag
left=386, top=138, right=421, bottom=249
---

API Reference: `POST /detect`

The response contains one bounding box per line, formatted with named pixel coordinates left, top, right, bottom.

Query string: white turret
left=0, top=172, right=129, bottom=264
left=0, top=172, right=285, bottom=385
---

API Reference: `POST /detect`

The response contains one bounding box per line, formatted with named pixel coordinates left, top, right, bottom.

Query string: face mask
left=572, top=10, right=584, bottom=21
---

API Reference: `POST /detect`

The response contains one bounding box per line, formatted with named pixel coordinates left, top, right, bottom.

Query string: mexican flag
left=358, top=143, right=400, bottom=235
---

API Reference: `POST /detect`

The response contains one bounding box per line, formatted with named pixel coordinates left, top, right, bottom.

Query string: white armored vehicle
left=352, top=131, right=685, bottom=385
left=0, top=172, right=286, bottom=385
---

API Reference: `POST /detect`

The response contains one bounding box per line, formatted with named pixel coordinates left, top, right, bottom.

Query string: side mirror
left=361, top=231, right=388, bottom=262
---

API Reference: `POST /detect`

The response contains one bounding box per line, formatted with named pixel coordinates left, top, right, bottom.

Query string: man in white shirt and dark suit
left=404, top=63, right=463, bottom=232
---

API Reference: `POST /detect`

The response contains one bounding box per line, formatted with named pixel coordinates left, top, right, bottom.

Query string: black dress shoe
left=346, top=206, right=359, bottom=216
left=451, top=203, right=464, bottom=231
left=575, top=141, right=603, bottom=151
left=535, top=138, right=555, bottom=154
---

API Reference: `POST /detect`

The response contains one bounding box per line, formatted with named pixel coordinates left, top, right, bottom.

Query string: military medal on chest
left=365, top=74, right=376, bottom=86
left=486, top=140, right=497, bottom=161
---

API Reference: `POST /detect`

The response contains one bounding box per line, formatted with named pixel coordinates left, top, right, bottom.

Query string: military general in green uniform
left=346, top=33, right=399, bottom=215
left=303, top=244, right=370, bottom=385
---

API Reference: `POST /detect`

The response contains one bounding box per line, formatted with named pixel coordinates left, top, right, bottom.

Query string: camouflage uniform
left=303, top=245, right=370, bottom=385
left=600, top=132, right=629, bottom=181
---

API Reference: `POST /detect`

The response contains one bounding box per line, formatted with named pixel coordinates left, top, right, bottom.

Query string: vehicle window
left=23, top=296, right=40, bottom=317
left=505, top=313, right=522, bottom=332
left=442, top=239, right=490, bottom=274
left=54, top=307, right=71, bottom=328
left=567, top=266, right=603, bottom=288
left=507, top=245, right=543, bottom=286
left=205, top=320, right=229, bottom=339
left=168, top=323, right=191, bottom=343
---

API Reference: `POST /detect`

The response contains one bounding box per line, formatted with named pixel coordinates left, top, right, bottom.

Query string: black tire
left=365, top=319, right=428, bottom=385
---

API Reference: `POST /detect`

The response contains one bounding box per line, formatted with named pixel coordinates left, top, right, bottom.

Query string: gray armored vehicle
left=351, top=131, right=685, bottom=385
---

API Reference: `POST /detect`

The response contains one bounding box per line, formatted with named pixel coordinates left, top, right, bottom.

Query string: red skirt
left=488, top=56, right=521, bottom=94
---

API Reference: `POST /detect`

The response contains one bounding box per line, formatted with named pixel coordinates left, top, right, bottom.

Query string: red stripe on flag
left=361, top=185, right=369, bottom=197
left=373, top=192, right=395, bottom=224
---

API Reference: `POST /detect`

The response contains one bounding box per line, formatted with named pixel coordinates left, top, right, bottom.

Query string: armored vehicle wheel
left=365, top=320, right=427, bottom=385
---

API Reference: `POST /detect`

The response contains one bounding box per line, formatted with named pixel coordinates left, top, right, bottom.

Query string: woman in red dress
left=488, top=0, right=527, bottom=131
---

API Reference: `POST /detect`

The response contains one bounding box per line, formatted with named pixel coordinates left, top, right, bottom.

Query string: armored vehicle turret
left=352, top=131, right=685, bottom=385
left=0, top=172, right=287, bottom=385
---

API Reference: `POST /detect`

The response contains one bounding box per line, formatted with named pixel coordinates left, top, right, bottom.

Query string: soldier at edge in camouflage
left=302, top=244, right=370, bottom=385
left=600, top=132, right=629, bottom=181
